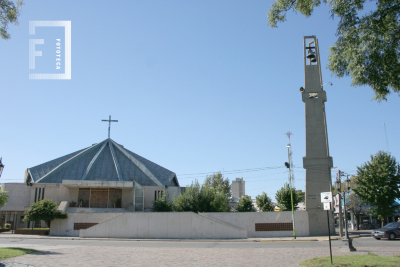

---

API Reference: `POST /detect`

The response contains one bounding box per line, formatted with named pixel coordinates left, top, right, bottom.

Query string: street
left=0, top=236, right=399, bottom=267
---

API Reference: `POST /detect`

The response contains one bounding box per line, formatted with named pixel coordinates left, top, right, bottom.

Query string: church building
left=0, top=138, right=181, bottom=229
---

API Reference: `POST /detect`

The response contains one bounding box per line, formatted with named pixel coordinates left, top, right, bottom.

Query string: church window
left=42, top=188, right=45, bottom=200
left=38, top=188, right=41, bottom=201
left=134, top=186, right=144, bottom=211
left=34, top=188, right=38, bottom=203
left=77, top=188, right=122, bottom=208
left=154, top=190, right=163, bottom=201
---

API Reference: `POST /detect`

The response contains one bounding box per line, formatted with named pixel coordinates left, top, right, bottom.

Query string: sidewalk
left=0, top=230, right=362, bottom=242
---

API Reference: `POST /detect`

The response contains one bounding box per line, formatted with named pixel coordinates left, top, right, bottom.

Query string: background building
left=231, top=177, right=245, bottom=199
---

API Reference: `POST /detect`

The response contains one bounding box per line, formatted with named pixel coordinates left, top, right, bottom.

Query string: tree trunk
left=356, top=214, right=360, bottom=230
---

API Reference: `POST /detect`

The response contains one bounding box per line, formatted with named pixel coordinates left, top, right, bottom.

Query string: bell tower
left=302, top=36, right=334, bottom=236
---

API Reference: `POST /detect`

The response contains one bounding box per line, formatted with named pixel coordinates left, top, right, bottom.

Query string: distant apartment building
left=231, top=177, right=245, bottom=199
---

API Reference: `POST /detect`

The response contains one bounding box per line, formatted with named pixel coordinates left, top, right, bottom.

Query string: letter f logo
left=29, top=39, right=44, bottom=69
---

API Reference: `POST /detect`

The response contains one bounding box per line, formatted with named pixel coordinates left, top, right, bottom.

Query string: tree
left=296, top=190, right=305, bottom=203
left=346, top=193, right=367, bottom=230
left=173, top=180, right=229, bottom=212
left=23, top=199, right=67, bottom=228
left=353, top=151, right=400, bottom=227
left=236, top=195, right=255, bottom=212
left=1, top=1, right=23, bottom=40
left=153, top=190, right=174, bottom=212
left=255, top=192, right=275, bottom=212
left=276, top=183, right=299, bottom=211
left=0, top=190, right=8, bottom=208
left=267, top=0, right=400, bottom=101
left=204, top=172, right=231, bottom=197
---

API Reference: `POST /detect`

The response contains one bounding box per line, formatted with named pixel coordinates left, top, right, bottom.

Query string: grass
left=300, top=253, right=400, bottom=267
left=0, top=248, right=40, bottom=261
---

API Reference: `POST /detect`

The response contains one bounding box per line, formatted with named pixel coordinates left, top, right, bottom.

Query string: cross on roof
left=102, top=115, right=118, bottom=138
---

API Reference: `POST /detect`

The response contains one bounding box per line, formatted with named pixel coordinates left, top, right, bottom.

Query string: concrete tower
left=302, top=36, right=334, bottom=236
left=231, top=178, right=245, bottom=199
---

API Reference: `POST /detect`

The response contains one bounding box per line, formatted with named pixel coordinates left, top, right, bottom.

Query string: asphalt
left=0, top=229, right=370, bottom=267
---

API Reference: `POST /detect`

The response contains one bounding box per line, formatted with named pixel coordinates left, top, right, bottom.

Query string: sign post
left=321, top=192, right=333, bottom=265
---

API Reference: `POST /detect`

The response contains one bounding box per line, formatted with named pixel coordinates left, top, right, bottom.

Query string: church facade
left=0, top=138, right=182, bottom=229
left=1, top=138, right=313, bottom=239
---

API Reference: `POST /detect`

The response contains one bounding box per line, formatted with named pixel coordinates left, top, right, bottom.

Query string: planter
left=14, top=229, right=49, bottom=235
left=0, top=229, right=10, bottom=233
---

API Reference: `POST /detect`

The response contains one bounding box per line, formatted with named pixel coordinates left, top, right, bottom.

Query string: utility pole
left=337, top=170, right=343, bottom=238
left=285, top=132, right=295, bottom=188
left=286, top=144, right=296, bottom=239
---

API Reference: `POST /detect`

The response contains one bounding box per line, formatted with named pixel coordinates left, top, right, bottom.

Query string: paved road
left=0, top=237, right=399, bottom=267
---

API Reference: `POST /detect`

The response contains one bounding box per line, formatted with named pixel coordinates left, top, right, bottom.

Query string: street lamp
left=0, top=158, right=4, bottom=178
left=285, top=144, right=296, bottom=239
left=335, top=175, right=356, bottom=251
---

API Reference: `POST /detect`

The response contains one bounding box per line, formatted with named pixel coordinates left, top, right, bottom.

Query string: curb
left=0, top=236, right=251, bottom=242
left=258, top=234, right=361, bottom=242
left=314, top=235, right=361, bottom=241
left=259, top=239, right=319, bottom=242
left=0, top=234, right=361, bottom=242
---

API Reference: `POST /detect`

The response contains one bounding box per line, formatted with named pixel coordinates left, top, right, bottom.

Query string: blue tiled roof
left=26, top=138, right=178, bottom=187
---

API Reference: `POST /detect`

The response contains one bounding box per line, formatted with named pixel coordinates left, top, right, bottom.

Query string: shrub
left=174, top=180, right=229, bottom=212
left=0, top=190, right=8, bottom=208
left=24, top=199, right=67, bottom=228
left=256, top=192, right=275, bottom=212
left=237, top=195, right=256, bottom=212
left=153, top=191, right=174, bottom=212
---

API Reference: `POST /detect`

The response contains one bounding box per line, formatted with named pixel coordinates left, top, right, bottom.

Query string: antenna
left=285, top=131, right=295, bottom=188
left=384, top=121, right=389, bottom=153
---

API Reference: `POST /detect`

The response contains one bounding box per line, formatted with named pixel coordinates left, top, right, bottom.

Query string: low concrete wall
left=57, top=201, right=69, bottom=212
left=203, top=211, right=309, bottom=237
left=51, top=211, right=310, bottom=239
left=79, top=212, right=247, bottom=239
left=50, top=211, right=123, bottom=236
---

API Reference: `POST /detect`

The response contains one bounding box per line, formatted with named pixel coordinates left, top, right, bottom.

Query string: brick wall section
left=74, top=223, right=98, bottom=230
left=255, top=223, right=293, bottom=231
left=14, top=229, right=49, bottom=235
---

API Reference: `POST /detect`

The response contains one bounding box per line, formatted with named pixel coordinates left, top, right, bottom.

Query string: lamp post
left=0, top=158, right=4, bottom=178
left=335, top=175, right=356, bottom=251
left=285, top=144, right=296, bottom=239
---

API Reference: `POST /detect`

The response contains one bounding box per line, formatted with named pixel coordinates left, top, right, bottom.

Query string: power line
left=177, top=166, right=283, bottom=177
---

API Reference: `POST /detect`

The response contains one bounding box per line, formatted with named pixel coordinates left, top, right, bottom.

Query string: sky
left=1, top=1, right=399, bottom=202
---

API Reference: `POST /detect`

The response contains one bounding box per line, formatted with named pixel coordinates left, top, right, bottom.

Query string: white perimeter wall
left=55, top=212, right=246, bottom=239
left=203, top=211, right=309, bottom=237
left=51, top=211, right=310, bottom=239
left=51, top=210, right=124, bottom=236
left=80, top=212, right=247, bottom=239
